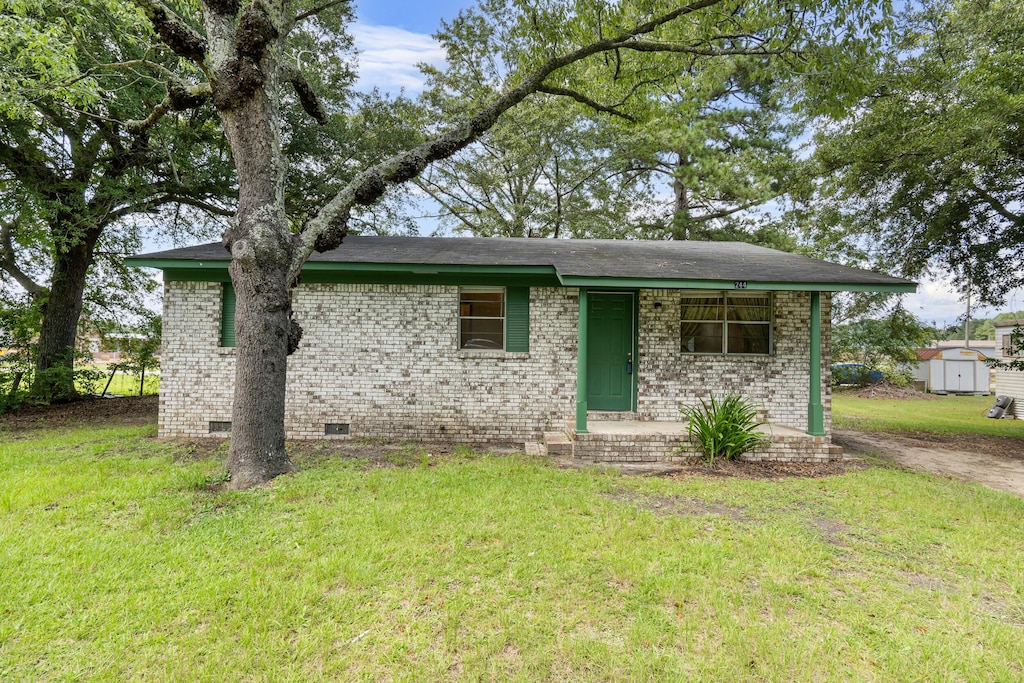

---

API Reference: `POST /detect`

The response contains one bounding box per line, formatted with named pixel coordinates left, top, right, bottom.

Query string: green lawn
left=832, top=392, right=1024, bottom=438
left=78, top=369, right=160, bottom=397
left=2, top=421, right=1023, bottom=680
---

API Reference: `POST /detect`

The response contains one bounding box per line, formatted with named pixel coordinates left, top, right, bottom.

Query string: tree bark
left=32, top=228, right=98, bottom=402
left=224, top=255, right=295, bottom=487
left=209, top=0, right=298, bottom=488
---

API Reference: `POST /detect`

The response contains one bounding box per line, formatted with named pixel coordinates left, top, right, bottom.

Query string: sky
left=349, top=0, right=470, bottom=92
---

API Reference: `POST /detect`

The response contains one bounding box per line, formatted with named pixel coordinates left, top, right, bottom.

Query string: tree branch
left=125, top=81, right=213, bottom=134
left=0, top=219, right=46, bottom=298
left=622, top=40, right=790, bottom=57
left=969, top=182, right=1022, bottom=225
left=292, top=0, right=728, bottom=278
left=536, top=84, right=637, bottom=121
left=281, top=64, right=327, bottom=124
left=104, top=193, right=235, bottom=223
left=294, top=0, right=347, bottom=23
left=64, top=59, right=180, bottom=87
left=130, top=0, right=208, bottom=66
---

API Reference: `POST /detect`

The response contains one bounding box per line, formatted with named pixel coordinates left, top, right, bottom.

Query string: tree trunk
left=671, top=151, right=689, bottom=240
left=213, top=5, right=298, bottom=488
left=224, top=256, right=295, bottom=488
left=32, top=235, right=96, bottom=402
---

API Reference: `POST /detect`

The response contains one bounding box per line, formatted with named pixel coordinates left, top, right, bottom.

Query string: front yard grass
left=2, top=420, right=1023, bottom=681
left=832, top=392, right=1024, bottom=438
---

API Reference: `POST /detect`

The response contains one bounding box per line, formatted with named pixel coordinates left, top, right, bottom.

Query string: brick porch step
left=543, top=431, right=573, bottom=456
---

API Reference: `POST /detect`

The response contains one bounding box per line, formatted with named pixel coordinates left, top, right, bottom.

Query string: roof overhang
left=126, top=237, right=917, bottom=294
left=124, top=257, right=917, bottom=292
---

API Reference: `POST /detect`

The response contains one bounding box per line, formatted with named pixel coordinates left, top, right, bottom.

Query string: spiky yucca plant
left=680, top=394, right=770, bottom=465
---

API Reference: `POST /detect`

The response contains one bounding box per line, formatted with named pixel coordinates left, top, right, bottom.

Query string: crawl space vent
left=325, top=423, right=350, bottom=435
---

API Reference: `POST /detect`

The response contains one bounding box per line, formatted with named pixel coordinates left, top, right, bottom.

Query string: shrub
left=680, top=393, right=770, bottom=465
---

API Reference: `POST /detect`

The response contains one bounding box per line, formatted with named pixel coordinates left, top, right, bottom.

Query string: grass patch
left=2, top=422, right=1024, bottom=680
left=833, top=392, right=1024, bottom=438
left=86, top=369, right=160, bottom=397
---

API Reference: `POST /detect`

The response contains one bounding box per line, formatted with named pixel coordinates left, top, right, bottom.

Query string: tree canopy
left=0, top=0, right=236, bottom=400
left=803, top=0, right=1024, bottom=306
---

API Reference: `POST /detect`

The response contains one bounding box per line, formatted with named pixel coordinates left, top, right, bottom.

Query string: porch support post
left=575, top=288, right=589, bottom=434
left=807, top=291, right=825, bottom=436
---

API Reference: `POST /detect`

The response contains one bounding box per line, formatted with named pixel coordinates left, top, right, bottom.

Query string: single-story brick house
left=128, top=237, right=915, bottom=461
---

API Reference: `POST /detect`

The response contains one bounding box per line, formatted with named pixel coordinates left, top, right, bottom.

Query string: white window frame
left=680, top=291, right=773, bottom=356
left=458, top=286, right=506, bottom=351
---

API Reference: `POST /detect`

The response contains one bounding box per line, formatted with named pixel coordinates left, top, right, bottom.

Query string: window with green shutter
left=220, top=283, right=236, bottom=347
left=458, top=286, right=530, bottom=352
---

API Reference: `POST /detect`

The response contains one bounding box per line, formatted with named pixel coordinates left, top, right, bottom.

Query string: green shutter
left=220, top=283, right=237, bottom=347
left=505, top=286, right=530, bottom=352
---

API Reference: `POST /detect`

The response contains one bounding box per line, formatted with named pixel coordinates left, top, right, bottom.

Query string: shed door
left=944, top=360, right=975, bottom=392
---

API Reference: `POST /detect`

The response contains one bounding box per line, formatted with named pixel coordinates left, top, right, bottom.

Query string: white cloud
left=351, top=23, right=447, bottom=95
left=903, top=275, right=1024, bottom=326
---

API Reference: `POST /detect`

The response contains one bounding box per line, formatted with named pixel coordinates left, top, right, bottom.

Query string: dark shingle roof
left=131, top=236, right=915, bottom=288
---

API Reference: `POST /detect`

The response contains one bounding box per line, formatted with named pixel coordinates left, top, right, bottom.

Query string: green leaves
left=680, top=393, right=771, bottom=466
left=803, top=0, right=1024, bottom=305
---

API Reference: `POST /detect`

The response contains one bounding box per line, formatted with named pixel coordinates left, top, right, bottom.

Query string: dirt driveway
left=835, top=429, right=1024, bottom=497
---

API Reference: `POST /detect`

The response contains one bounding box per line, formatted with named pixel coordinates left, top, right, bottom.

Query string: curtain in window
left=680, top=297, right=723, bottom=353
left=727, top=295, right=770, bottom=354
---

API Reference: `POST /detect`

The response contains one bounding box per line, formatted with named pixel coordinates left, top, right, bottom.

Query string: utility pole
left=964, top=280, right=971, bottom=348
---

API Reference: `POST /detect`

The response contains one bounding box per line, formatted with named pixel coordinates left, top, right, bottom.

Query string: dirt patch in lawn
left=0, top=395, right=158, bottom=432
left=835, top=429, right=1024, bottom=497
left=841, top=382, right=937, bottom=400
left=606, top=489, right=753, bottom=521
left=169, top=438, right=523, bottom=467
left=878, top=431, right=1024, bottom=461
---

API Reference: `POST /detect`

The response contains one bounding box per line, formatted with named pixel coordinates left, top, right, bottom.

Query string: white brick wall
left=159, top=282, right=832, bottom=440
left=637, top=290, right=832, bottom=433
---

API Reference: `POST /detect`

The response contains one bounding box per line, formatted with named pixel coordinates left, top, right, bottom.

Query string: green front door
left=586, top=292, right=634, bottom=411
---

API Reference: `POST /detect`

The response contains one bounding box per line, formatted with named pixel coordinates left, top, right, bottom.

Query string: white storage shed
left=914, top=347, right=991, bottom=394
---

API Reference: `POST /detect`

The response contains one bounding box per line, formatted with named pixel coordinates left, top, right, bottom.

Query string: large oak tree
left=0, top=0, right=235, bottom=401
left=126, top=0, right=888, bottom=487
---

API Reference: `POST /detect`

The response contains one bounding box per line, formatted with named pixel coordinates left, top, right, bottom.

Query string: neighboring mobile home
left=993, top=319, right=1024, bottom=419
left=128, top=237, right=916, bottom=461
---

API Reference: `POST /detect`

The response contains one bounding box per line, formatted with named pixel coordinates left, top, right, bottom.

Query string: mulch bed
left=0, top=395, right=158, bottom=432
left=665, top=458, right=865, bottom=480
left=842, top=381, right=938, bottom=400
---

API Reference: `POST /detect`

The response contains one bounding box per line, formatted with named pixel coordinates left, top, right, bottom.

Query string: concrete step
left=524, top=441, right=546, bottom=456
left=543, top=431, right=573, bottom=456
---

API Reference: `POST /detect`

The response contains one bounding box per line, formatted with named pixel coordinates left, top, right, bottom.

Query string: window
left=680, top=292, right=772, bottom=355
left=459, top=287, right=505, bottom=349
left=220, top=283, right=236, bottom=347
left=1002, top=329, right=1023, bottom=358
left=458, top=287, right=530, bottom=351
